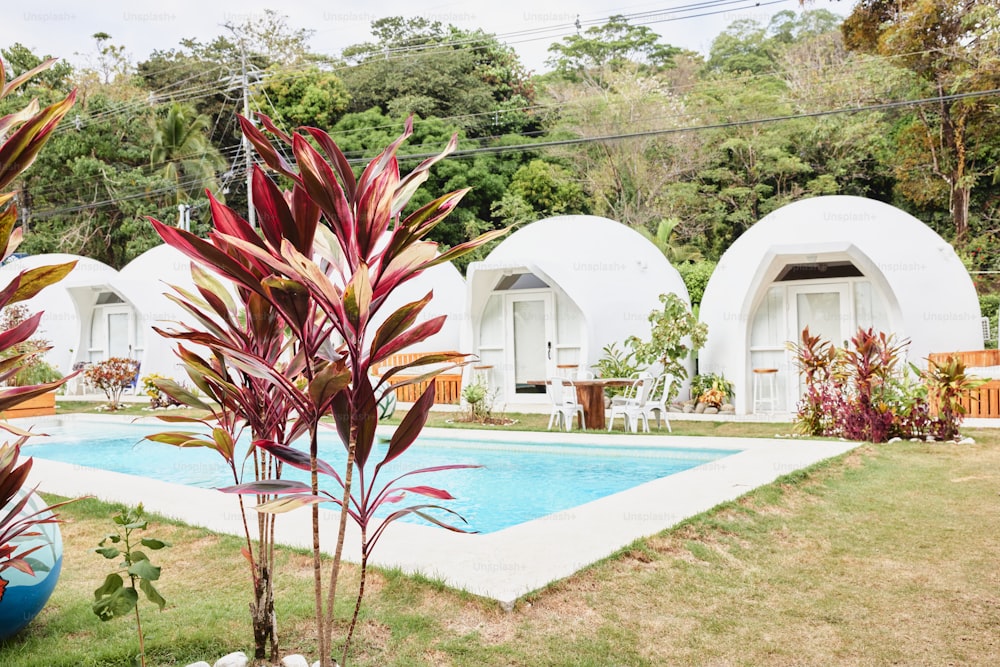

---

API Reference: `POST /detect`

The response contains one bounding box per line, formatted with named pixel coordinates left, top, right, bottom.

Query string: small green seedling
left=92, top=504, right=170, bottom=667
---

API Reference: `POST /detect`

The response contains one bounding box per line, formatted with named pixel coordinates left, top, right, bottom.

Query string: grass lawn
left=5, top=408, right=1000, bottom=665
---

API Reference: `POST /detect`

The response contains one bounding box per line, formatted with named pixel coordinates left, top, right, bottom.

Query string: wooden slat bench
left=375, top=351, right=465, bottom=405
left=927, top=350, right=1000, bottom=418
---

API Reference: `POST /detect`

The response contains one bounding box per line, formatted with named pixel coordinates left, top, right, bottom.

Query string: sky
left=1, top=0, right=854, bottom=75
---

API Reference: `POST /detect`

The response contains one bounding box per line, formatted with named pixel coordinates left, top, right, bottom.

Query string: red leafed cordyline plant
left=143, top=260, right=302, bottom=663
left=149, top=113, right=503, bottom=666
left=0, top=55, right=79, bottom=600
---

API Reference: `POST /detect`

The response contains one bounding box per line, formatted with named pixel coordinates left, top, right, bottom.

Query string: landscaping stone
left=185, top=663, right=211, bottom=667
left=720, top=404, right=735, bottom=413
left=281, top=656, right=310, bottom=667
left=704, top=407, right=719, bottom=414
left=682, top=404, right=694, bottom=413
left=213, top=652, right=248, bottom=667
left=694, top=402, right=706, bottom=413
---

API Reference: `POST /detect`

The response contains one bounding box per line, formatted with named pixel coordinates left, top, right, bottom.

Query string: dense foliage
left=1, top=6, right=996, bottom=278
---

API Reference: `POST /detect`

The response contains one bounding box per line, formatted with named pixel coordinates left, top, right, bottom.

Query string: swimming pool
left=23, top=420, right=739, bottom=534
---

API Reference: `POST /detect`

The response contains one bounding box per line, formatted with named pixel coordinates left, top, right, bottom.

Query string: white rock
left=888, top=437, right=902, bottom=443
left=185, top=663, right=211, bottom=667
left=958, top=437, right=976, bottom=445
left=214, top=652, right=249, bottom=667
left=282, top=656, right=310, bottom=667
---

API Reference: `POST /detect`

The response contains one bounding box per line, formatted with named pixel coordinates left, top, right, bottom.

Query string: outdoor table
left=528, top=378, right=634, bottom=430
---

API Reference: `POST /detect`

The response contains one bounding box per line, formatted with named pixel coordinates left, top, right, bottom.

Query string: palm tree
left=149, top=102, right=226, bottom=209
left=639, top=218, right=704, bottom=264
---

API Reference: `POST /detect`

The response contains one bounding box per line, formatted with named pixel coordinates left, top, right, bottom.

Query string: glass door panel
left=507, top=293, right=554, bottom=396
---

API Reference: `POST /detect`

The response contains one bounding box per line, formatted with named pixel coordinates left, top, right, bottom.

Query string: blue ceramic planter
left=0, top=490, right=63, bottom=641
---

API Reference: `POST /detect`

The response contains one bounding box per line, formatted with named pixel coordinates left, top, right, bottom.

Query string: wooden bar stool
left=752, top=368, right=779, bottom=413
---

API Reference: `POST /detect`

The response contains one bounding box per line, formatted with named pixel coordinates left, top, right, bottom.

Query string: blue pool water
left=24, top=421, right=738, bottom=534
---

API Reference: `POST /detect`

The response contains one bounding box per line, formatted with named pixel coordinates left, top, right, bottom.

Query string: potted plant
left=0, top=55, right=79, bottom=639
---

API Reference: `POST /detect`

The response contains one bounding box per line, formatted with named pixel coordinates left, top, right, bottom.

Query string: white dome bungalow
left=698, top=195, right=982, bottom=415
left=463, top=215, right=690, bottom=407
left=114, top=244, right=205, bottom=383
left=0, top=253, right=122, bottom=378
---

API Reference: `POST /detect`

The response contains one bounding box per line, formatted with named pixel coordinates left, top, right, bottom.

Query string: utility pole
left=240, top=42, right=256, bottom=230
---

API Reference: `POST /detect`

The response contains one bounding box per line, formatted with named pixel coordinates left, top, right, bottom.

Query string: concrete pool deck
left=23, top=415, right=858, bottom=609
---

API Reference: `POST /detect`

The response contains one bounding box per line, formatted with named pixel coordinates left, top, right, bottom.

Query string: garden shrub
left=791, top=327, right=979, bottom=442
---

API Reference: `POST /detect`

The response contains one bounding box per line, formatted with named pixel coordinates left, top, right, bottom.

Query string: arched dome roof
left=699, top=196, right=981, bottom=410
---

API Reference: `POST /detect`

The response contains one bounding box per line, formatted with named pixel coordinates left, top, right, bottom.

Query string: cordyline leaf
left=308, top=362, right=351, bottom=415
left=303, top=126, right=357, bottom=202
left=330, top=390, right=351, bottom=451
left=254, top=112, right=293, bottom=147
left=392, top=133, right=459, bottom=217
left=343, top=263, right=372, bottom=332
left=0, top=100, right=39, bottom=141
left=237, top=115, right=298, bottom=180
left=7, top=262, right=77, bottom=304
left=369, top=316, right=446, bottom=367
left=369, top=463, right=481, bottom=514
left=0, top=203, right=18, bottom=259
left=252, top=165, right=296, bottom=250
left=255, top=440, right=341, bottom=481
left=355, top=161, right=396, bottom=261
left=377, top=353, right=470, bottom=387
left=151, top=218, right=268, bottom=299
left=219, top=479, right=313, bottom=495
left=293, top=134, right=356, bottom=255
left=0, top=310, right=43, bottom=350
left=211, top=427, right=236, bottom=460
left=189, top=267, right=237, bottom=322
left=353, top=372, right=379, bottom=469
left=261, top=276, right=311, bottom=338
left=399, top=188, right=470, bottom=243
left=289, top=182, right=320, bottom=253
left=357, top=116, right=411, bottom=196
left=0, top=89, right=76, bottom=191
left=375, top=242, right=438, bottom=298
left=254, top=494, right=328, bottom=514
left=144, top=431, right=216, bottom=449
left=153, top=378, right=212, bottom=411
left=0, top=378, right=68, bottom=414
left=428, top=228, right=509, bottom=269
left=392, top=485, right=456, bottom=500
left=1, top=57, right=58, bottom=97
left=369, top=504, right=475, bottom=549
left=369, top=292, right=432, bottom=362
left=380, top=379, right=435, bottom=467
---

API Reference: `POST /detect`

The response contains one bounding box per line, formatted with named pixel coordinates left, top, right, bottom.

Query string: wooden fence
left=375, top=351, right=465, bottom=405
left=927, top=350, right=1000, bottom=418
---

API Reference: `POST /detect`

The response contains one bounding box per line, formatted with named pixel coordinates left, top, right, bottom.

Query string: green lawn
left=5, top=406, right=999, bottom=665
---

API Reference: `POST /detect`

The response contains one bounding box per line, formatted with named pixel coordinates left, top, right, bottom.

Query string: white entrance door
left=787, top=283, right=850, bottom=406
left=506, top=292, right=555, bottom=399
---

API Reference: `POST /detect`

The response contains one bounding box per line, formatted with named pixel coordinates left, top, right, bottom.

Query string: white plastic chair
left=607, top=374, right=653, bottom=432
left=642, top=374, right=673, bottom=432
left=546, top=377, right=584, bottom=431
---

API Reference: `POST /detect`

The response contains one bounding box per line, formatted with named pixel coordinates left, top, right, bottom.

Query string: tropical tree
left=340, top=16, right=537, bottom=137
left=546, top=14, right=681, bottom=84
left=842, top=0, right=1000, bottom=241
left=149, top=101, right=227, bottom=209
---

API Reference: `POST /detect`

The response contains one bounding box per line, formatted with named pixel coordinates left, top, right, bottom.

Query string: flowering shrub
left=0, top=305, right=61, bottom=387
left=84, top=358, right=140, bottom=410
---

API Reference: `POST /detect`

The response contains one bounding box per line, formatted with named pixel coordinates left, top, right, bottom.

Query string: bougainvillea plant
left=0, top=55, right=78, bottom=601
left=149, top=113, right=503, bottom=666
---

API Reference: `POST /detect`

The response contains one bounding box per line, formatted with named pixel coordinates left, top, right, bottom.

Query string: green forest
left=2, top=2, right=999, bottom=306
